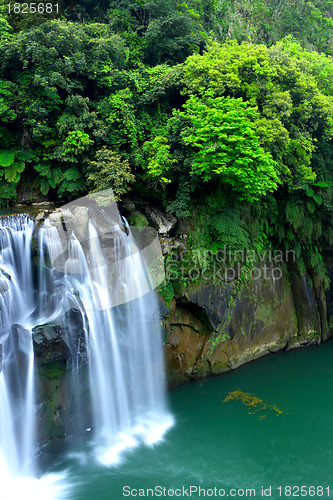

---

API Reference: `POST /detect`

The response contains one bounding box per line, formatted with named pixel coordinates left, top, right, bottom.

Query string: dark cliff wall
left=162, top=260, right=331, bottom=388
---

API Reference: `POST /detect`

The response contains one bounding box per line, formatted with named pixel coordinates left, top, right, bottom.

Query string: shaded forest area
left=1, top=0, right=333, bottom=284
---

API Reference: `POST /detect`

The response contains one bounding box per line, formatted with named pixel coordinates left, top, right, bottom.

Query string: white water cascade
left=0, top=215, right=36, bottom=480
left=0, top=191, right=172, bottom=493
left=40, top=193, right=172, bottom=464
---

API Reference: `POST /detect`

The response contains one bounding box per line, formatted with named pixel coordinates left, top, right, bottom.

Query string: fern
left=58, top=177, right=86, bottom=198
left=209, top=208, right=250, bottom=251
left=302, top=217, right=313, bottom=240
left=4, top=161, right=25, bottom=183
left=34, top=163, right=52, bottom=178
left=306, top=200, right=315, bottom=214
left=293, top=240, right=302, bottom=258
left=0, top=150, right=15, bottom=167
left=63, top=167, right=81, bottom=181
left=40, top=178, right=50, bottom=195
left=313, top=220, right=322, bottom=239
left=167, top=182, right=192, bottom=218
left=285, top=202, right=304, bottom=231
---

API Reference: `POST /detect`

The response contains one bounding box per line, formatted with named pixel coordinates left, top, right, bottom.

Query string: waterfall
left=0, top=215, right=35, bottom=479
left=0, top=190, right=172, bottom=488
left=40, top=191, right=171, bottom=464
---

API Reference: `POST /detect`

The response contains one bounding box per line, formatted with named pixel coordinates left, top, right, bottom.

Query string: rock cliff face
left=120, top=201, right=332, bottom=388
left=162, top=261, right=330, bottom=388
left=32, top=311, right=91, bottom=467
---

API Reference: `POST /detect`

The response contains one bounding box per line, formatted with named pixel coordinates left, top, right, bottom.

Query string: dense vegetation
left=1, top=0, right=333, bottom=283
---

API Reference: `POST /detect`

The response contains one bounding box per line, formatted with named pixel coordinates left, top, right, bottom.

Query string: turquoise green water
left=51, top=343, right=333, bottom=499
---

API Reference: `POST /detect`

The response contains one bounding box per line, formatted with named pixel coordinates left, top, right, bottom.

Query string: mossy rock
left=39, top=360, right=66, bottom=379
left=128, top=212, right=149, bottom=227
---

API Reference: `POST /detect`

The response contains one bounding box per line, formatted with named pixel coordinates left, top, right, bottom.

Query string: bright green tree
left=177, top=93, right=279, bottom=201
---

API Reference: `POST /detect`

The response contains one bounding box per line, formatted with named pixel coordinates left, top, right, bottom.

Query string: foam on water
left=0, top=464, right=70, bottom=500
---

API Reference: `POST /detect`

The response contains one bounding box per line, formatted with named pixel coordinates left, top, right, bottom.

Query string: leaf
left=209, top=241, right=225, bottom=254
left=50, top=167, right=63, bottom=188
left=313, top=194, right=323, bottom=205
left=40, top=178, right=49, bottom=195
left=63, top=167, right=81, bottom=181
left=4, top=161, right=25, bottom=182
left=305, top=187, right=314, bottom=197
left=34, top=163, right=52, bottom=178
left=314, top=181, right=329, bottom=188
left=16, top=150, right=36, bottom=162
left=0, top=150, right=15, bottom=167
left=294, top=241, right=302, bottom=258
left=306, top=201, right=315, bottom=214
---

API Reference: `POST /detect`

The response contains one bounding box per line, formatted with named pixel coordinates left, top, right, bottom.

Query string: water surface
left=51, top=342, right=333, bottom=498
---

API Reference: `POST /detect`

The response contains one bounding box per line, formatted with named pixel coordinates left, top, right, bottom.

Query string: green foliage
left=54, top=131, right=94, bottom=163
left=128, top=213, right=149, bottom=227
left=58, top=166, right=86, bottom=198
left=86, top=147, right=135, bottom=201
left=157, top=280, right=174, bottom=304
left=0, top=148, right=36, bottom=204
left=4, top=160, right=25, bottom=183
left=178, top=94, right=279, bottom=201
left=166, top=182, right=193, bottom=218
left=0, top=150, right=15, bottom=167
left=0, top=1, right=333, bottom=285
left=181, top=39, right=333, bottom=188
left=142, top=135, right=175, bottom=183
left=0, top=20, right=131, bottom=201
left=214, top=0, right=333, bottom=55
left=0, top=179, right=16, bottom=206
left=0, top=80, right=16, bottom=122
left=209, top=209, right=250, bottom=252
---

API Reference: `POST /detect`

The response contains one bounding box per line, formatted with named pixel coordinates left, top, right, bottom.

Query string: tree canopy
left=1, top=0, right=333, bottom=282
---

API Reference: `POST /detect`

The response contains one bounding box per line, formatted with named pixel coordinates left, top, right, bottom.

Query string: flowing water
left=0, top=216, right=35, bottom=481
left=0, top=205, right=172, bottom=498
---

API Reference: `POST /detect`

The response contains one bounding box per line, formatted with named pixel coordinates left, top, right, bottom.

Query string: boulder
left=35, top=211, right=46, bottom=222
left=33, top=323, right=71, bottom=365
left=33, top=308, right=88, bottom=369
left=48, top=210, right=76, bottom=228
left=144, top=206, right=177, bottom=236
